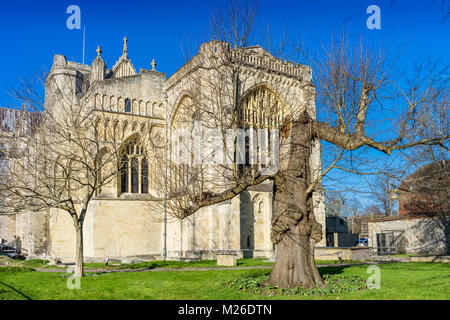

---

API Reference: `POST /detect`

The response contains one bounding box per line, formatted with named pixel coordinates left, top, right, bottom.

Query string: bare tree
left=0, top=69, right=125, bottom=277
left=370, top=174, right=399, bottom=216
left=146, top=1, right=449, bottom=289
left=325, top=191, right=346, bottom=217
left=396, top=85, right=449, bottom=253
left=1, top=0, right=447, bottom=289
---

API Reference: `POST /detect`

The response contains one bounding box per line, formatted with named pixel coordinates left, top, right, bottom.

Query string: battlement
left=230, top=47, right=312, bottom=81
left=167, top=40, right=312, bottom=89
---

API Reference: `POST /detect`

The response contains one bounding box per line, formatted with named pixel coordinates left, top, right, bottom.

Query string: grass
left=82, top=258, right=276, bottom=270
left=0, top=262, right=448, bottom=300
left=36, top=258, right=366, bottom=270
left=0, top=256, right=366, bottom=273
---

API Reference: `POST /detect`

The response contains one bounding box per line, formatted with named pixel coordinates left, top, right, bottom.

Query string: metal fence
left=0, top=238, right=19, bottom=257
left=371, top=230, right=406, bottom=255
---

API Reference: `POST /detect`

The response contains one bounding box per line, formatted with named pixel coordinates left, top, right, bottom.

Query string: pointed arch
left=109, top=95, right=116, bottom=112
left=239, top=84, right=292, bottom=128
left=125, top=98, right=132, bottom=113
left=170, top=92, right=197, bottom=127
left=237, top=85, right=290, bottom=173
left=146, top=101, right=152, bottom=116
left=117, top=97, right=124, bottom=112
left=118, top=134, right=149, bottom=195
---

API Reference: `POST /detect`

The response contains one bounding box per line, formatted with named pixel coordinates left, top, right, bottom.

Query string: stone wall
left=15, top=39, right=326, bottom=262
left=315, top=247, right=370, bottom=261
left=368, top=216, right=450, bottom=255
left=49, top=200, right=163, bottom=262
left=0, top=215, right=16, bottom=242
left=166, top=189, right=274, bottom=260
left=15, top=210, right=48, bottom=257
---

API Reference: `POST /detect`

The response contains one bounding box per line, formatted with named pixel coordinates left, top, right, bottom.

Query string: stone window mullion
left=127, top=157, right=132, bottom=193
left=138, top=156, right=142, bottom=194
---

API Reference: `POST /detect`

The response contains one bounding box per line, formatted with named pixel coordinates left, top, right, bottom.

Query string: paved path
left=34, top=261, right=393, bottom=273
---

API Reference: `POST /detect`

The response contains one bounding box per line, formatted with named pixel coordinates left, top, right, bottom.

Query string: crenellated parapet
left=166, top=40, right=312, bottom=91
left=230, top=47, right=312, bottom=82
left=200, top=40, right=312, bottom=81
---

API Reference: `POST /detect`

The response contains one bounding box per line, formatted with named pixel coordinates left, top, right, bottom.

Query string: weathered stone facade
left=2, top=38, right=326, bottom=262
left=0, top=215, right=16, bottom=242
left=368, top=216, right=450, bottom=255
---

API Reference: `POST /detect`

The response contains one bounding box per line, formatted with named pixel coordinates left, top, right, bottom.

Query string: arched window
left=237, top=86, right=290, bottom=174
left=125, top=98, right=131, bottom=113
left=119, top=137, right=149, bottom=194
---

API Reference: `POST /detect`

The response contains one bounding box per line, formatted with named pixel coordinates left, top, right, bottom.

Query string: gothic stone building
left=6, top=38, right=326, bottom=262
left=1, top=107, right=42, bottom=252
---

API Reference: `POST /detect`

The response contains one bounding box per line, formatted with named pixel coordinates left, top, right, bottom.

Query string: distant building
left=368, top=162, right=449, bottom=255
left=326, top=216, right=348, bottom=234
left=0, top=106, right=42, bottom=173
left=325, top=216, right=358, bottom=247
left=397, top=162, right=449, bottom=217
left=0, top=106, right=42, bottom=247
left=0, top=106, right=42, bottom=135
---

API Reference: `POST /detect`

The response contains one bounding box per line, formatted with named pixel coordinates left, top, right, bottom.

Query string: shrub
left=226, top=274, right=366, bottom=296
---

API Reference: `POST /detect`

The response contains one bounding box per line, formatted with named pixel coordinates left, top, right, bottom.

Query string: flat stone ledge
left=410, top=256, right=450, bottom=263
left=217, top=254, right=237, bottom=267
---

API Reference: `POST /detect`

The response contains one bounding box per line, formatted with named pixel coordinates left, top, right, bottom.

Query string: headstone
left=217, top=254, right=237, bottom=267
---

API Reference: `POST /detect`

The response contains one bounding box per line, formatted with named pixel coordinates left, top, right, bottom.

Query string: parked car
left=354, top=238, right=369, bottom=247
left=355, top=238, right=368, bottom=247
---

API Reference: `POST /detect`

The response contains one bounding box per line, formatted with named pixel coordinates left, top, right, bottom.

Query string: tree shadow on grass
left=318, top=265, right=353, bottom=276
left=0, top=281, right=33, bottom=300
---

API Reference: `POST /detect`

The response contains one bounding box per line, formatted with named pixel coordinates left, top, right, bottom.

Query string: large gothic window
left=119, top=137, right=149, bottom=194
left=237, top=86, right=289, bottom=173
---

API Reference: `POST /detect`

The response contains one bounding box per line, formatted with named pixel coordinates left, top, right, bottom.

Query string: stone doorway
left=240, top=191, right=255, bottom=258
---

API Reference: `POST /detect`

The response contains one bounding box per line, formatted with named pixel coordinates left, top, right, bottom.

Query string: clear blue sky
left=0, top=0, right=448, bottom=211
left=0, top=0, right=448, bottom=108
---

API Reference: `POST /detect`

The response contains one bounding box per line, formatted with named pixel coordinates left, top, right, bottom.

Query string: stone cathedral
left=2, top=38, right=326, bottom=262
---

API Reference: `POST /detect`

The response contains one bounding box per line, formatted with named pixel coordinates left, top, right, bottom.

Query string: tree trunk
left=267, top=113, right=324, bottom=288
left=74, top=223, right=84, bottom=278
left=268, top=224, right=323, bottom=288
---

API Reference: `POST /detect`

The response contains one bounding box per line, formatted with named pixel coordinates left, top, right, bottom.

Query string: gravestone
left=217, top=254, right=237, bottom=266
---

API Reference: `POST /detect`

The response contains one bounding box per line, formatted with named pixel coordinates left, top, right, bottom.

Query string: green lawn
left=82, top=258, right=276, bottom=270
left=30, top=258, right=366, bottom=270
left=1, top=262, right=448, bottom=300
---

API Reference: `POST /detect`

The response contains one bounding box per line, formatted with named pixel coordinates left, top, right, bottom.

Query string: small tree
left=397, top=86, right=449, bottom=253
left=0, top=70, right=123, bottom=277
